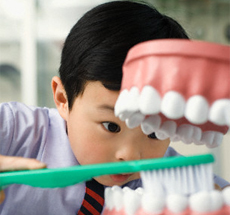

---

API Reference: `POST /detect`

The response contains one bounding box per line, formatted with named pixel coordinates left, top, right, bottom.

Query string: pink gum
left=121, top=40, right=230, bottom=134
left=121, top=39, right=230, bottom=104
left=103, top=206, right=230, bottom=215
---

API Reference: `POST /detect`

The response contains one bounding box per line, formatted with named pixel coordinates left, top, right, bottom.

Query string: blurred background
left=0, top=0, right=229, bottom=182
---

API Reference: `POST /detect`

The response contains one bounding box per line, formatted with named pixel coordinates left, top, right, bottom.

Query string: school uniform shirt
left=0, top=102, right=229, bottom=215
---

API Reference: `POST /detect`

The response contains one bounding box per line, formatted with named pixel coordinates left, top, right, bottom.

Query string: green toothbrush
left=0, top=154, right=214, bottom=190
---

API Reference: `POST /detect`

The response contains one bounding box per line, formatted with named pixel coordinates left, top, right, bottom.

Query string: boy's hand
left=0, top=155, right=46, bottom=203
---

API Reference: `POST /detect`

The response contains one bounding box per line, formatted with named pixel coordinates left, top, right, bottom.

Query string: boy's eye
left=148, top=132, right=158, bottom=139
left=102, top=122, right=120, bottom=133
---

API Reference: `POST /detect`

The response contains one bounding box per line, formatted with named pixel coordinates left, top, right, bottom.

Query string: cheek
left=143, top=139, right=170, bottom=159
left=67, top=120, right=112, bottom=165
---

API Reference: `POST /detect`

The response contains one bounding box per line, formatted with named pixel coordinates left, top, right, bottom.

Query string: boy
left=0, top=1, right=228, bottom=214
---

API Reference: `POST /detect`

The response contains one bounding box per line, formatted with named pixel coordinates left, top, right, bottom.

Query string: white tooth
left=166, top=194, right=188, bottom=213
left=117, top=88, right=140, bottom=121
left=201, top=131, right=223, bottom=148
left=135, top=187, right=144, bottom=196
left=142, top=192, right=165, bottom=214
left=140, top=115, right=161, bottom=135
left=210, top=190, right=224, bottom=211
left=118, top=112, right=132, bottom=121
left=126, top=87, right=140, bottom=113
left=185, top=95, right=209, bottom=124
left=111, top=186, right=123, bottom=211
left=170, top=135, right=181, bottom=142
left=104, top=187, right=114, bottom=210
left=209, top=99, right=230, bottom=126
left=123, top=188, right=141, bottom=215
left=161, top=91, right=185, bottom=119
left=174, top=124, right=193, bottom=144
left=191, top=126, right=202, bottom=143
left=114, top=89, right=129, bottom=117
left=171, top=124, right=193, bottom=144
left=122, top=186, right=131, bottom=193
left=155, top=130, right=169, bottom=140
left=125, top=112, right=145, bottom=129
left=222, top=186, right=230, bottom=206
left=139, top=86, right=161, bottom=115
left=159, top=121, right=177, bottom=138
left=189, top=191, right=211, bottom=213
left=177, top=125, right=202, bottom=145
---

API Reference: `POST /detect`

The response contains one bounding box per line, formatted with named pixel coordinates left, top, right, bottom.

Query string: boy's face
left=53, top=78, right=170, bottom=187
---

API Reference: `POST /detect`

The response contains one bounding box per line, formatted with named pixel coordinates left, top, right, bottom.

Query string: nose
left=115, top=134, right=142, bottom=161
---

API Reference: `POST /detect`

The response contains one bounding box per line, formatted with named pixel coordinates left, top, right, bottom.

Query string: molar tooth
left=140, top=115, right=161, bottom=135
left=139, top=86, right=161, bottom=115
left=209, top=190, right=224, bottom=211
left=222, top=186, right=230, bottom=206
left=191, top=126, right=202, bottom=143
left=209, top=99, right=230, bottom=126
left=166, top=194, right=188, bottom=213
left=172, top=124, right=194, bottom=144
left=142, top=192, right=165, bottom=214
left=125, top=111, right=145, bottom=129
left=155, top=130, right=169, bottom=140
left=123, top=188, right=141, bottom=215
left=185, top=95, right=209, bottom=124
left=157, top=121, right=177, bottom=139
left=161, top=91, right=185, bottom=119
left=175, top=124, right=194, bottom=144
left=189, top=191, right=211, bottom=213
left=201, top=131, right=223, bottom=148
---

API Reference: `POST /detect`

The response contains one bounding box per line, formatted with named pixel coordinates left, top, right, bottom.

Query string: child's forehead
left=76, top=81, right=119, bottom=105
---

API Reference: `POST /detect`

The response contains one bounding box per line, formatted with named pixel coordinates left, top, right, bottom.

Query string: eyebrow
left=97, top=104, right=115, bottom=112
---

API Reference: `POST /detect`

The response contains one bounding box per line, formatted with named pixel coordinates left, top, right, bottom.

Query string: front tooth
left=139, top=86, right=161, bottom=115
left=123, top=188, right=141, bottom=215
left=125, top=111, right=145, bottom=129
left=161, top=91, right=185, bottom=119
left=140, top=115, right=161, bottom=135
left=210, top=190, right=223, bottom=211
left=104, top=187, right=114, bottom=211
left=142, top=192, right=165, bottom=214
left=111, top=186, right=123, bottom=211
left=114, top=89, right=129, bottom=117
left=125, top=87, right=140, bottom=113
left=201, top=131, right=223, bottom=148
left=166, top=194, right=188, bottom=213
left=117, top=88, right=140, bottom=121
left=185, top=95, right=209, bottom=124
left=222, top=186, right=230, bottom=206
left=209, top=99, right=230, bottom=126
left=189, top=191, right=211, bottom=213
left=156, top=121, right=177, bottom=140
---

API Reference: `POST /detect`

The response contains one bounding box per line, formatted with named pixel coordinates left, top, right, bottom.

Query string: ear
left=51, top=76, right=69, bottom=120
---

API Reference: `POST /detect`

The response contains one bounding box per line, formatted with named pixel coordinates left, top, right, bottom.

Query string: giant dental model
left=103, top=186, right=230, bottom=215
left=115, top=39, right=230, bottom=148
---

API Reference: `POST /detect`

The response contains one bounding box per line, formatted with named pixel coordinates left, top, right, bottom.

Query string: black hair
left=59, top=1, right=189, bottom=109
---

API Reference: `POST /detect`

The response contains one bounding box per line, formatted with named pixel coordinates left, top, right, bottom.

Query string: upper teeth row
left=115, top=86, right=230, bottom=126
left=104, top=186, right=230, bottom=215
left=115, top=87, right=229, bottom=147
